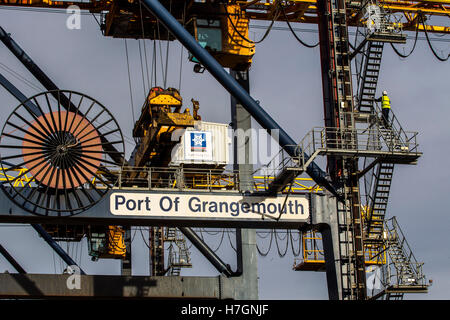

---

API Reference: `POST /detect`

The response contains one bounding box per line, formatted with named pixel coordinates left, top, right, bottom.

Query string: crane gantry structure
left=0, top=0, right=448, bottom=300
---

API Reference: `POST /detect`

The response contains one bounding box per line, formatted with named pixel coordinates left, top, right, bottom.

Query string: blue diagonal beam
left=140, top=0, right=339, bottom=198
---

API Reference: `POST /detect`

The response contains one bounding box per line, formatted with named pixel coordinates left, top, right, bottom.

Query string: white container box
left=169, top=121, right=231, bottom=167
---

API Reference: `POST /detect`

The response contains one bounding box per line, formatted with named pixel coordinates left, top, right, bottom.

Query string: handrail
left=385, top=216, right=426, bottom=285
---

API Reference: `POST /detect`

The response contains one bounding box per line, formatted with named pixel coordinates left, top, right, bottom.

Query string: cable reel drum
left=0, top=90, right=125, bottom=216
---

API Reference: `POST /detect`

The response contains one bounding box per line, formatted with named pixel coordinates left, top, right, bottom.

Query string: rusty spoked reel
left=0, top=90, right=125, bottom=216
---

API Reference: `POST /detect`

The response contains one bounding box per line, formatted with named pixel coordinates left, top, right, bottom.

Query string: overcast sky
left=0, top=8, right=449, bottom=300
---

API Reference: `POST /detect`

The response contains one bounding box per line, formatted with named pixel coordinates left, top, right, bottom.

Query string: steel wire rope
left=151, top=30, right=158, bottom=87
left=138, top=40, right=148, bottom=97
left=390, top=19, right=420, bottom=58
left=0, top=62, right=43, bottom=92
left=138, top=0, right=152, bottom=88
left=256, top=229, right=274, bottom=257
left=156, top=20, right=166, bottom=87
left=279, top=1, right=319, bottom=48
left=420, top=14, right=450, bottom=61
left=223, top=2, right=279, bottom=46
left=124, top=39, right=136, bottom=125
left=163, top=0, right=173, bottom=89
left=178, top=0, right=187, bottom=92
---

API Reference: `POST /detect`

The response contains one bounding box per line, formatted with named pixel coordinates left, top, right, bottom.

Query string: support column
left=230, top=69, right=258, bottom=300
left=121, top=227, right=132, bottom=276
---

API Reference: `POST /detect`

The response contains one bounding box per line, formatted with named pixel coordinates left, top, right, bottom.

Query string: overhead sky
left=0, top=8, right=449, bottom=300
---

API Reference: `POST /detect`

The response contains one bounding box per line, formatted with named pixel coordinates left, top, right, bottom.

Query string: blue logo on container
left=190, top=132, right=207, bottom=152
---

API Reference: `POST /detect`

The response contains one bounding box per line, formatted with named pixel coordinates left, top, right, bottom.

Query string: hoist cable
left=124, top=39, right=136, bottom=125
left=279, top=1, right=319, bottom=48
left=0, top=61, right=43, bottom=92
left=139, top=0, right=152, bottom=88
left=137, top=40, right=148, bottom=96
left=163, top=0, right=172, bottom=89
left=152, top=31, right=158, bottom=87
left=178, top=1, right=186, bottom=91
left=156, top=20, right=166, bottom=87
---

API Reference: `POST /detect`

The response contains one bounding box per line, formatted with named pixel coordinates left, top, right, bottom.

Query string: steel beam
left=179, top=227, right=233, bottom=277
left=0, top=72, right=41, bottom=116
left=0, top=273, right=235, bottom=299
left=0, top=244, right=26, bottom=274
left=31, top=224, right=85, bottom=275
left=139, top=0, right=338, bottom=199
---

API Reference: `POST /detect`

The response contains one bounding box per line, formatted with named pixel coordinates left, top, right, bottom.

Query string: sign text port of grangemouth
left=110, top=192, right=309, bottom=221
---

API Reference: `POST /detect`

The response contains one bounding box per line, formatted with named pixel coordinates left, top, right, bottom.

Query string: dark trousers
left=382, top=108, right=390, bottom=127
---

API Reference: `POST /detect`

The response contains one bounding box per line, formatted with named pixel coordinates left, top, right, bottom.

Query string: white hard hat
left=383, top=90, right=388, bottom=95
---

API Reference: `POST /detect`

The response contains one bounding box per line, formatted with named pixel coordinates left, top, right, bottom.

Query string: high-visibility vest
left=381, top=95, right=391, bottom=109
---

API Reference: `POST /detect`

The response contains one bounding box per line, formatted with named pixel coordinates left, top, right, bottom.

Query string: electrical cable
left=279, top=1, right=319, bottom=48
left=274, top=229, right=289, bottom=257
left=420, top=15, right=450, bottom=61
left=226, top=229, right=237, bottom=252
left=256, top=229, right=273, bottom=257
left=224, top=3, right=278, bottom=45
left=211, top=229, right=226, bottom=253
left=256, top=230, right=272, bottom=239
left=289, top=230, right=301, bottom=257
left=390, top=19, right=420, bottom=58
left=249, top=24, right=450, bottom=43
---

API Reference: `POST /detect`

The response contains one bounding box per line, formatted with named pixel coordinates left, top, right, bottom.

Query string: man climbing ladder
left=376, top=90, right=391, bottom=127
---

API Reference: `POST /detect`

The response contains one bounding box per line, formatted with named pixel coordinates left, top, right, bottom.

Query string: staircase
left=370, top=217, right=428, bottom=300
left=366, top=162, right=394, bottom=242
left=165, top=227, right=192, bottom=276
left=358, top=41, right=384, bottom=113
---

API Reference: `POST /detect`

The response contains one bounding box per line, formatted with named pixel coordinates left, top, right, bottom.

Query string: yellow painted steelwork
left=105, top=226, right=126, bottom=258
left=0, top=0, right=447, bottom=34
left=219, top=4, right=255, bottom=70
left=0, top=168, right=34, bottom=187
left=254, top=176, right=323, bottom=193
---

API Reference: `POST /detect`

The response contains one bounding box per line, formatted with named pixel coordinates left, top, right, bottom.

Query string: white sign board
left=110, top=193, right=309, bottom=221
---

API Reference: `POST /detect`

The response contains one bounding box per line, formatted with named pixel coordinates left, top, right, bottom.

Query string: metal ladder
left=358, top=41, right=384, bottom=113
left=366, top=162, right=394, bottom=242
left=165, top=227, right=192, bottom=276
